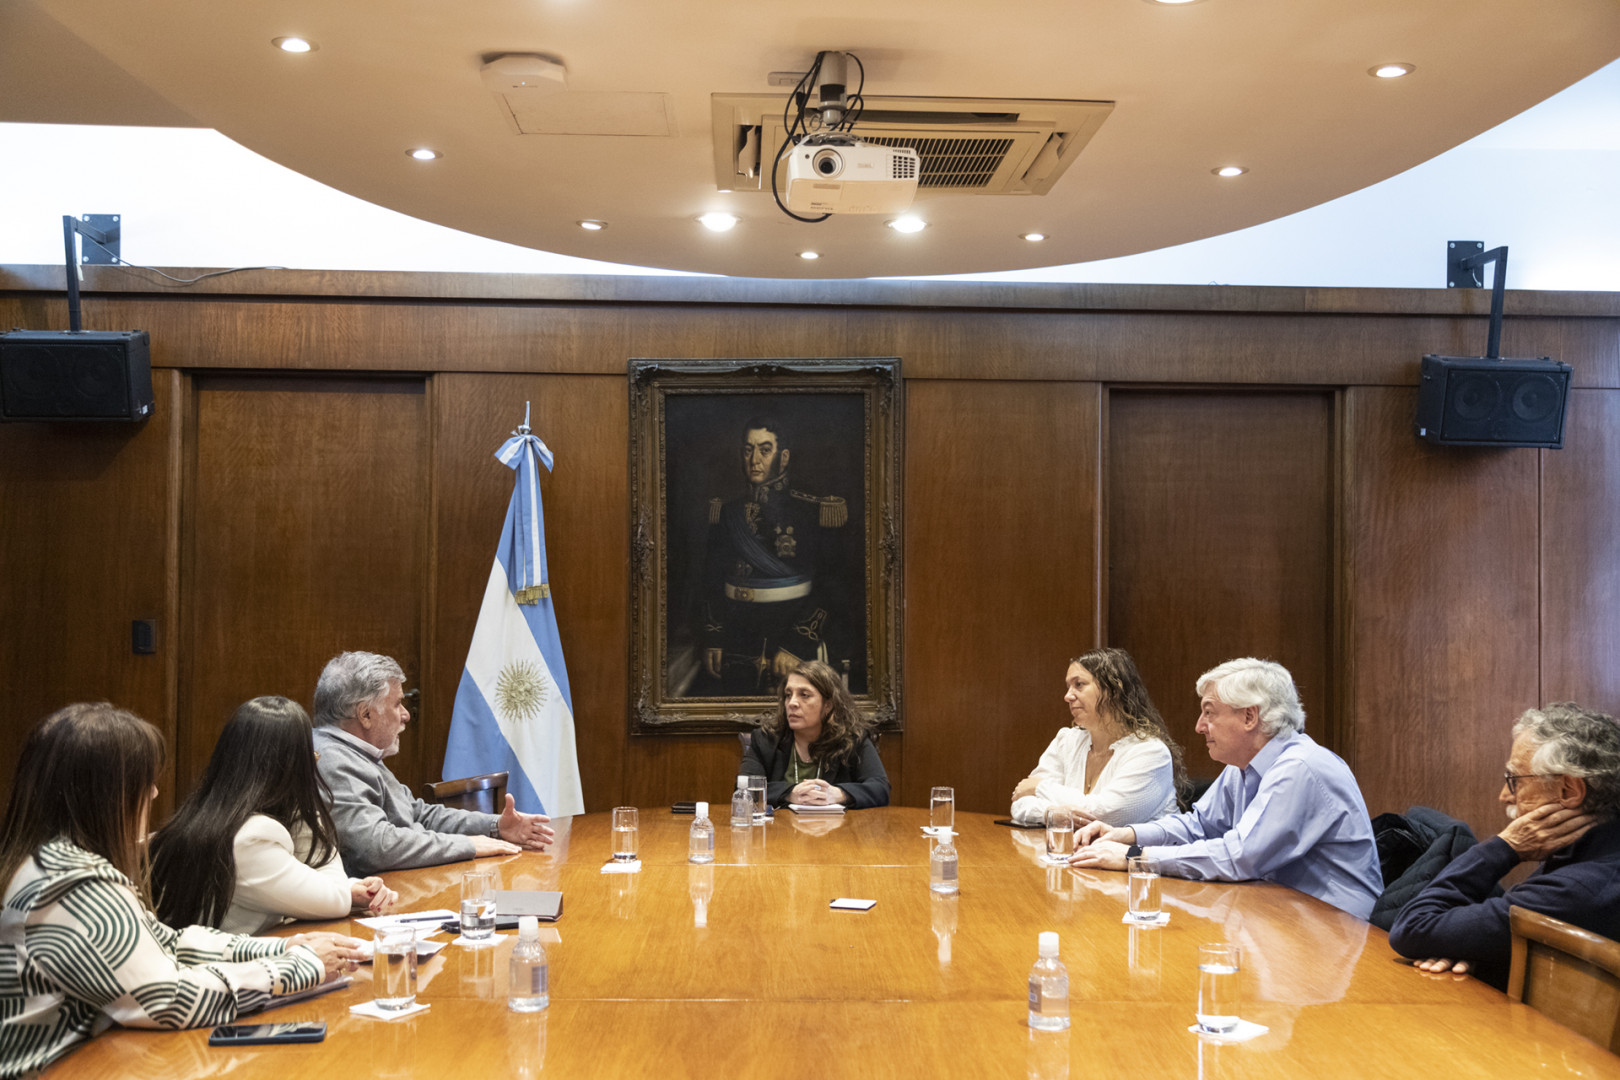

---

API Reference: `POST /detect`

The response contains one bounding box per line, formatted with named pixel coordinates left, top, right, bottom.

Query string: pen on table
left=389, top=914, right=451, bottom=923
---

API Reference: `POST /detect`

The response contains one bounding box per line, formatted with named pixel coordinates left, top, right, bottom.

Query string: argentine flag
left=443, top=421, right=585, bottom=816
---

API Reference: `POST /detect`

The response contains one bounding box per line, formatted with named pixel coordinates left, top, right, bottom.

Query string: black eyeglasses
left=1503, top=771, right=1540, bottom=795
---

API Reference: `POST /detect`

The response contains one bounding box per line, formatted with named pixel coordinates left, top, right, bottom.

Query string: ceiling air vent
left=711, top=95, right=1112, bottom=196
left=860, top=136, right=1013, bottom=189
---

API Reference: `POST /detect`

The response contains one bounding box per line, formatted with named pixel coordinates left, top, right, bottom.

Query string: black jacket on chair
left=1369, top=805, right=1490, bottom=931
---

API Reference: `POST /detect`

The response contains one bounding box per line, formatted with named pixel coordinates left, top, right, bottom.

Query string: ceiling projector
left=783, top=138, right=920, bottom=215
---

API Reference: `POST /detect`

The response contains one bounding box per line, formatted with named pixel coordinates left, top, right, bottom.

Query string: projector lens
left=812, top=149, right=842, bottom=178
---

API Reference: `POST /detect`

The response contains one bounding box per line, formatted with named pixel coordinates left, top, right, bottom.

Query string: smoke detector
left=480, top=54, right=567, bottom=95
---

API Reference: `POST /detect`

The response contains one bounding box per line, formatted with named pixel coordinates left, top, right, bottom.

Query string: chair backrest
left=422, top=771, right=509, bottom=815
left=1507, top=904, right=1620, bottom=1053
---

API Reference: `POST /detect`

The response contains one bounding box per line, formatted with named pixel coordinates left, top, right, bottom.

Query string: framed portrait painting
left=628, top=358, right=902, bottom=734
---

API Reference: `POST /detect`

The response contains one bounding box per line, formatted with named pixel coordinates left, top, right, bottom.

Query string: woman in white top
left=150, top=696, right=397, bottom=934
left=1010, top=647, right=1190, bottom=826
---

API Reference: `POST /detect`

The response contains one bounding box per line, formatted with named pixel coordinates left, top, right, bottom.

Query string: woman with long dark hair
left=0, top=703, right=363, bottom=1076
left=1010, top=647, right=1191, bottom=825
left=740, top=660, right=890, bottom=808
left=150, top=695, right=396, bottom=934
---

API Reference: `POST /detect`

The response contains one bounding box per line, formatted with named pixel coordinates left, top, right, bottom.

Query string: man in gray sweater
left=312, top=651, right=555, bottom=876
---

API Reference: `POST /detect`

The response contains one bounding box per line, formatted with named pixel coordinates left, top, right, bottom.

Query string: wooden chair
left=1507, top=904, right=1620, bottom=1053
left=421, top=771, right=508, bottom=814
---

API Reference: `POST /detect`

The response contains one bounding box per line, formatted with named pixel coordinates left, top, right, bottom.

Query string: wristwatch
left=1126, top=842, right=1143, bottom=859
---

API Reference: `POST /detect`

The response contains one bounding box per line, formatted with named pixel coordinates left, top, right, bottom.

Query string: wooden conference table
left=56, top=809, right=1618, bottom=1079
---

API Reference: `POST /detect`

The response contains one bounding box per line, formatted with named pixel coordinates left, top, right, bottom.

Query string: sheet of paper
left=354, top=909, right=457, bottom=931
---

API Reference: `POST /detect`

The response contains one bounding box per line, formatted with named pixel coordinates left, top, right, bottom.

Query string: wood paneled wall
left=3, top=268, right=1619, bottom=846
left=1107, top=390, right=1337, bottom=774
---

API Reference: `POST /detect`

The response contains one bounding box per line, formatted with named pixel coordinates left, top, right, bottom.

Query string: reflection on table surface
left=51, top=809, right=1618, bottom=1079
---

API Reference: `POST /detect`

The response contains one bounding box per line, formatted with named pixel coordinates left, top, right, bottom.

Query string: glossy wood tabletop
left=53, top=809, right=1618, bottom=1079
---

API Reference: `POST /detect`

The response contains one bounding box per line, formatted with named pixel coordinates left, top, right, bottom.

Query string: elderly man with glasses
left=1389, top=702, right=1620, bottom=990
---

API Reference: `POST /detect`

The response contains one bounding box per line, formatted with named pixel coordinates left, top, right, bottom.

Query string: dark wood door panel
left=1108, top=390, right=1336, bottom=777
left=903, top=380, right=1101, bottom=814
left=1343, top=386, right=1539, bottom=841
left=181, top=375, right=427, bottom=796
left=1541, top=389, right=1620, bottom=713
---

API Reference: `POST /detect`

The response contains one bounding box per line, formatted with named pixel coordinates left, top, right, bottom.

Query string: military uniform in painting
left=693, top=469, right=851, bottom=694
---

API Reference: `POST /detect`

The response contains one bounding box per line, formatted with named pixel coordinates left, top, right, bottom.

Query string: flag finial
left=516, top=400, right=532, bottom=436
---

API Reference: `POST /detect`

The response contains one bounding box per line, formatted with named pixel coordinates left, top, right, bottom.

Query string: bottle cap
left=518, top=915, right=540, bottom=940
left=737, top=774, right=748, bottom=788
left=1039, top=931, right=1059, bottom=957
left=696, top=801, right=709, bottom=818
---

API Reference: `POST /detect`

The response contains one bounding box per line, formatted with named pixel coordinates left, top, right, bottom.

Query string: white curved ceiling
left=7, top=0, right=1620, bottom=279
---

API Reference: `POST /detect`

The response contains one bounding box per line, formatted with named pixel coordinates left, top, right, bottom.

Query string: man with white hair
left=313, top=651, right=555, bottom=876
left=1389, top=702, right=1620, bottom=990
left=1071, top=657, right=1381, bottom=919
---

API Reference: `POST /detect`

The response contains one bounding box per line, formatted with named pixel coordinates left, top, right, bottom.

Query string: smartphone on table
left=208, top=1021, right=327, bottom=1046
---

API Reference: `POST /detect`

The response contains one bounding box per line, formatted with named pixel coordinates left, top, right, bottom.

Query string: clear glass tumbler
left=1196, top=943, right=1241, bottom=1034
left=746, top=775, right=767, bottom=824
left=1126, top=854, right=1162, bottom=923
left=461, top=866, right=498, bottom=940
left=1044, top=806, right=1074, bottom=862
left=373, top=925, right=418, bottom=1010
left=611, top=806, right=639, bottom=862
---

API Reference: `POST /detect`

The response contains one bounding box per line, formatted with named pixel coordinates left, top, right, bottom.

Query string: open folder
left=436, top=890, right=563, bottom=933
left=492, top=890, right=564, bottom=921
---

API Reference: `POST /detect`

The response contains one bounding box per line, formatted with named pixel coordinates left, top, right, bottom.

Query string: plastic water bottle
left=1027, top=931, right=1070, bottom=1031
left=508, top=915, right=549, bottom=1012
left=689, top=801, right=715, bottom=864
left=929, top=836, right=959, bottom=895
left=730, top=775, right=752, bottom=827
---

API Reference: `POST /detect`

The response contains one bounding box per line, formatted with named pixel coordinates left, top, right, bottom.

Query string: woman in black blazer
left=740, top=660, right=890, bottom=809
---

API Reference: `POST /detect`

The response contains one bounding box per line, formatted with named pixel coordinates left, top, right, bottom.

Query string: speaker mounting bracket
left=61, top=213, right=123, bottom=333
left=75, top=215, right=121, bottom=265
left=1446, top=241, right=1508, bottom=359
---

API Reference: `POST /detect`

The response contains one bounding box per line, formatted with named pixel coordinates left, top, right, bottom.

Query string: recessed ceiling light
left=1213, top=165, right=1247, bottom=178
left=271, top=36, right=316, bottom=53
left=578, top=220, right=607, bottom=231
left=798, top=251, right=820, bottom=261
left=1021, top=232, right=1047, bottom=243
left=407, top=148, right=441, bottom=161
left=1370, top=63, right=1416, bottom=79
left=1143, top=0, right=1207, bottom=6
left=697, top=213, right=739, bottom=232
left=886, top=215, right=926, bottom=234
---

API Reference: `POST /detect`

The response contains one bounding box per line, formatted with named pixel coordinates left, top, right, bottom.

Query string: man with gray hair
left=1072, top=657, right=1381, bottom=919
left=313, top=651, right=555, bottom=876
left=1389, top=702, right=1620, bottom=990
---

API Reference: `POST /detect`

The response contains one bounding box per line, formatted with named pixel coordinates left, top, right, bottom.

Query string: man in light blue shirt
left=1071, top=657, right=1381, bottom=919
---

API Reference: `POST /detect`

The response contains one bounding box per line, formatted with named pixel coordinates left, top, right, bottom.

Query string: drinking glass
left=929, top=786, right=955, bottom=832
left=1126, top=854, right=1162, bottom=923
left=1044, top=806, right=1074, bottom=862
left=746, top=775, right=768, bottom=824
left=1195, top=943, right=1241, bottom=1034
left=373, top=925, right=418, bottom=1010
left=611, top=806, right=639, bottom=862
left=460, top=866, right=497, bottom=940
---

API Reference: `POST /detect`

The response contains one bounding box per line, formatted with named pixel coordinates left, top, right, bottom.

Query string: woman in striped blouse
left=0, top=703, right=365, bottom=1077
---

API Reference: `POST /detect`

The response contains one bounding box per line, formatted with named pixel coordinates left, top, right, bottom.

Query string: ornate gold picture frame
left=628, top=358, right=902, bottom=734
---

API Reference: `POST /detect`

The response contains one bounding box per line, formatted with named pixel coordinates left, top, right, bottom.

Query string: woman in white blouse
left=1010, top=647, right=1190, bottom=826
left=150, top=696, right=397, bottom=934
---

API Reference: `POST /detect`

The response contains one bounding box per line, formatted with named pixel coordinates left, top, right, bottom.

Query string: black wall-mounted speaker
left=1415, top=354, right=1571, bottom=448
left=0, top=330, right=154, bottom=422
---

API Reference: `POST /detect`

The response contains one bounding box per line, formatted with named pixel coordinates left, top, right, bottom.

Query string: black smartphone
left=208, top=1022, right=327, bottom=1046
